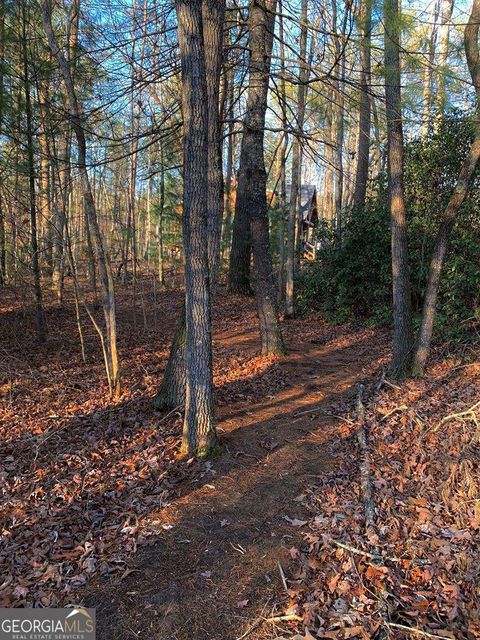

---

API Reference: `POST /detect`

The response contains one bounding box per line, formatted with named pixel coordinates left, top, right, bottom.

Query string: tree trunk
left=51, top=125, right=72, bottom=302
left=227, top=3, right=252, bottom=297
left=42, top=0, right=120, bottom=396
left=353, top=0, right=372, bottom=209
left=228, top=199, right=252, bottom=294
left=0, top=0, right=6, bottom=285
left=145, top=171, right=151, bottom=265
left=85, top=210, right=98, bottom=304
left=384, top=0, right=412, bottom=376
left=434, top=0, right=455, bottom=121
left=203, top=0, right=224, bottom=290
left=38, top=117, right=52, bottom=272
left=276, top=138, right=287, bottom=304
left=158, top=143, right=166, bottom=286
left=285, top=0, right=308, bottom=319
left=155, top=0, right=225, bottom=418
left=276, top=0, right=288, bottom=304
left=421, top=0, right=440, bottom=136
left=23, top=2, right=46, bottom=342
left=0, top=189, right=4, bottom=286
left=412, top=0, right=480, bottom=375
left=323, top=92, right=336, bottom=223
left=333, top=0, right=347, bottom=238
left=128, top=102, right=139, bottom=289
left=51, top=1, right=78, bottom=299
left=236, top=0, right=284, bottom=354
left=176, top=0, right=219, bottom=457
left=221, top=13, right=237, bottom=257
left=342, top=121, right=358, bottom=210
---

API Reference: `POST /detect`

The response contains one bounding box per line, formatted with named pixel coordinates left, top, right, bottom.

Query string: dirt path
left=87, top=313, right=384, bottom=640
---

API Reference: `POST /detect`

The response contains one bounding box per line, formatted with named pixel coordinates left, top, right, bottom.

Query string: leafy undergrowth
left=286, top=351, right=480, bottom=639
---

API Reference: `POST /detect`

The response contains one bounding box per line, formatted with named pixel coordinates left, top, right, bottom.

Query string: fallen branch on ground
left=292, top=406, right=355, bottom=425
left=356, top=384, right=377, bottom=537
left=437, top=400, right=480, bottom=429
left=156, top=406, right=182, bottom=424
left=355, top=383, right=389, bottom=637
left=266, top=614, right=304, bottom=622
left=277, top=561, right=288, bottom=591
left=328, top=539, right=430, bottom=565
left=383, top=379, right=402, bottom=391
left=234, top=613, right=303, bottom=640
left=385, top=622, right=454, bottom=639
left=379, top=404, right=408, bottom=422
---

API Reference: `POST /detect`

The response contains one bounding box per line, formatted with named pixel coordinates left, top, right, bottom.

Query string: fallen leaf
left=236, top=599, right=249, bottom=608
left=284, top=516, right=308, bottom=527
left=344, top=627, right=364, bottom=638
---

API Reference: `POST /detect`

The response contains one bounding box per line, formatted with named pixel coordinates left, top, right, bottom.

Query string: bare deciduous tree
left=43, top=0, right=120, bottom=395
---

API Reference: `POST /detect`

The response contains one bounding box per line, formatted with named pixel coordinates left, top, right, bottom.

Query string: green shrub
left=296, top=112, right=480, bottom=343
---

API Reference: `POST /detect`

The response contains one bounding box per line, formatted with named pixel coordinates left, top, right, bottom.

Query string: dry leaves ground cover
left=288, top=350, right=480, bottom=639
left=0, top=280, right=478, bottom=640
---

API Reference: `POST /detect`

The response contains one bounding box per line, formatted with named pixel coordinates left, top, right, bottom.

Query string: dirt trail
left=87, top=310, right=383, bottom=640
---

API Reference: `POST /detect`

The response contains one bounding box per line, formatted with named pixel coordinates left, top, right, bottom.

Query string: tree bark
left=384, top=0, right=412, bottom=376
left=227, top=11, right=253, bottom=298
left=276, top=137, right=288, bottom=304
left=38, top=102, right=52, bottom=272
left=222, top=40, right=236, bottom=258
left=51, top=1, right=78, bottom=299
left=412, top=0, right=480, bottom=375
left=323, top=86, right=336, bottom=223
left=276, top=0, right=288, bottom=304
left=237, top=0, right=284, bottom=353
left=0, top=0, right=6, bottom=285
left=158, top=142, right=166, bottom=287
left=228, top=197, right=252, bottom=293
left=155, top=0, right=224, bottom=418
left=51, top=129, right=71, bottom=301
left=176, top=0, right=219, bottom=457
left=203, top=0, right=225, bottom=289
left=128, top=99, right=139, bottom=289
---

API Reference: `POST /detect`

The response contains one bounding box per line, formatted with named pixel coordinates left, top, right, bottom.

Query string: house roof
left=285, top=184, right=317, bottom=220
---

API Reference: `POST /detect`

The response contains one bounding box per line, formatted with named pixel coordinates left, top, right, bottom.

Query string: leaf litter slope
left=89, top=315, right=383, bottom=640
left=0, top=280, right=382, bottom=638
left=2, top=281, right=478, bottom=640
left=286, top=355, right=480, bottom=639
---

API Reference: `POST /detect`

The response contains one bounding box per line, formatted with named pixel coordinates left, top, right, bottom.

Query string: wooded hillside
left=0, top=0, right=479, bottom=638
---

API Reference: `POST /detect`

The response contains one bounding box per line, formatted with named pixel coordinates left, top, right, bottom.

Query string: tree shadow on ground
left=0, top=282, right=386, bottom=637
left=81, top=338, right=384, bottom=640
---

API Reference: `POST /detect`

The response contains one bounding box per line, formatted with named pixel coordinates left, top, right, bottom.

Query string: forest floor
left=0, top=278, right=479, bottom=640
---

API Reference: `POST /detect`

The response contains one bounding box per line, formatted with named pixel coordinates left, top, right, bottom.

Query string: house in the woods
left=285, top=184, right=319, bottom=259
